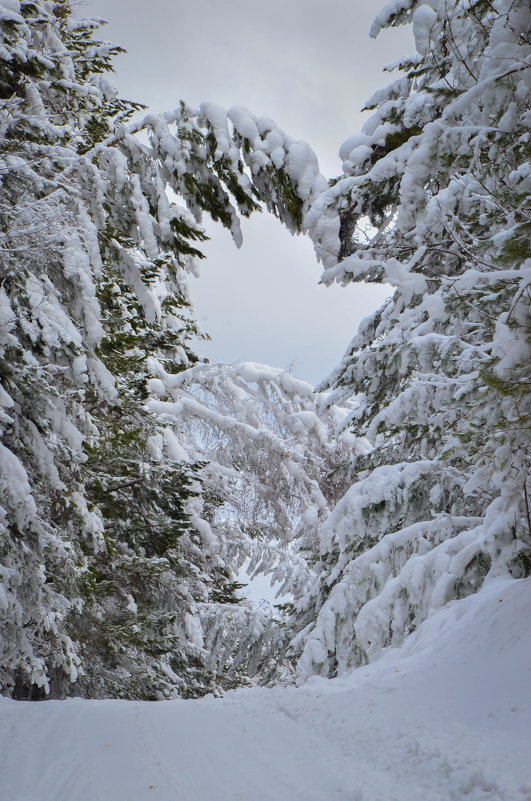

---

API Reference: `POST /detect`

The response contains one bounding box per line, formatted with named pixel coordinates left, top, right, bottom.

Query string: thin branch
left=524, top=482, right=531, bottom=540
left=107, top=477, right=144, bottom=494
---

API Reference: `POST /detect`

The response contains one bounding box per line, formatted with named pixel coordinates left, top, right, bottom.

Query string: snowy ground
left=1, top=577, right=530, bottom=801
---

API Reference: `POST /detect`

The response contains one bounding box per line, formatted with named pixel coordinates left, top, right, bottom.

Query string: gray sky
left=83, top=0, right=412, bottom=385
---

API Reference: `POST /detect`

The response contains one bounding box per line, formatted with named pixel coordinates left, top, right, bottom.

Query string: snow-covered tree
left=2, top=0, right=528, bottom=700
left=0, top=0, right=326, bottom=699
left=282, top=0, right=531, bottom=680
left=145, top=360, right=362, bottom=684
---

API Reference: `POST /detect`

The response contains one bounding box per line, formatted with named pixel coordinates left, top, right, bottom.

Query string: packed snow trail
left=1, top=578, right=530, bottom=801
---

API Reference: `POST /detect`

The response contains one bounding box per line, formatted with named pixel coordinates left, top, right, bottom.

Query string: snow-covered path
left=1, top=578, right=530, bottom=801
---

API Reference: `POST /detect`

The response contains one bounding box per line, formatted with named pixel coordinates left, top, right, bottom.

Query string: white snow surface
left=1, top=577, right=530, bottom=801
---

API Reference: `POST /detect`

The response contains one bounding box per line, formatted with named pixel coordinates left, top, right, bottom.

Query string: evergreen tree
left=3, top=0, right=528, bottom=699
left=0, top=0, right=322, bottom=698
left=283, top=0, right=531, bottom=680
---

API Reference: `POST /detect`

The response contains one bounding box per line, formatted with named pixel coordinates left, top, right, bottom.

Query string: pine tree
left=0, top=0, right=324, bottom=698
left=3, top=0, right=528, bottom=698
left=282, top=0, right=531, bottom=680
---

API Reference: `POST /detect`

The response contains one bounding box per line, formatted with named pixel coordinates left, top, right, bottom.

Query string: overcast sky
left=83, top=0, right=412, bottom=385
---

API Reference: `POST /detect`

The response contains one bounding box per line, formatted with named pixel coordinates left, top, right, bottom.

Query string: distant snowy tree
left=283, top=0, right=531, bottom=680
left=146, top=360, right=361, bottom=684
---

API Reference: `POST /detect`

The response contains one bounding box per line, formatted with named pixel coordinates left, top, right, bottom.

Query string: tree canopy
left=0, top=0, right=529, bottom=698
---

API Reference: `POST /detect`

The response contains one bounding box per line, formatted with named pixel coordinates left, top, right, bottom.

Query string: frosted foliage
left=0, top=1, right=330, bottom=699
left=283, top=0, right=531, bottom=680
left=0, top=1, right=213, bottom=697
left=150, top=361, right=358, bottom=560
left=146, top=361, right=362, bottom=680
left=2, top=0, right=529, bottom=698
left=370, top=1, right=419, bottom=39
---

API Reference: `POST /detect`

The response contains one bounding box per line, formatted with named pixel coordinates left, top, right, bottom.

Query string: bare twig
left=524, top=481, right=531, bottom=540
left=107, top=477, right=144, bottom=494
